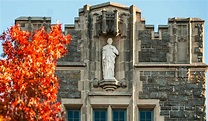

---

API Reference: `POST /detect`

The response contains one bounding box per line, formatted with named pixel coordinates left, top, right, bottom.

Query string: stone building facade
left=15, top=2, right=206, bottom=121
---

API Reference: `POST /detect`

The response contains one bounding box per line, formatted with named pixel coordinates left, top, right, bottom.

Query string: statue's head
left=107, top=38, right=113, bottom=44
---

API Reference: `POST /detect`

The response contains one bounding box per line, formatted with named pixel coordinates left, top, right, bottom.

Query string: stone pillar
left=129, top=5, right=136, bottom=65
left=114, top=9, right=119, bottom=35
left=92, top=13, right=98, bottom=37
left=83, top=4, right=91, bottom=121
left=102, top=9, right=107, bottom=34
left=172, top=21, right=177, bottom=63
left=116, top=37, right=125, bottom=81
left=129, top=6, right=136, bottom=121
left=108, top=105, right=112, bottom=121
left=28, top=16, right=32, bottom=32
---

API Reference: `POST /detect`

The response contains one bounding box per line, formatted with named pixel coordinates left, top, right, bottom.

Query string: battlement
left=15, top=16, right=51, bottom=21
left=79, top=2, right=141, bottom=13
left=168, top=17, right=204, bottom=22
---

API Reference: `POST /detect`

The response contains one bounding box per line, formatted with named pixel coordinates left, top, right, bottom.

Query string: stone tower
left=15, top=2, right=207, bottom=121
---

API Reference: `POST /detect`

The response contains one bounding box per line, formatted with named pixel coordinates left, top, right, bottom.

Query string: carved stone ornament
left=94, top=9, right=127, bottom=37
left=178, top=36, right=186, bottom=42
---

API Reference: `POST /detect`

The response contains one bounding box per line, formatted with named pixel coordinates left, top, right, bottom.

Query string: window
left=20, top=23, right=25, bottom=27
left=177, top=24, right=188, bottom=37
left=112, top=109, right=126, bottom=121
left=94, top=109, right=107, bottom=121
left=68, top=109, right=80, bottom=121
left=139, top=110, right=154, bottom=121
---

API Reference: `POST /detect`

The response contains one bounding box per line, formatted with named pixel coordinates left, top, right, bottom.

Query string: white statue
left=102, top=38, right=119, bottom=80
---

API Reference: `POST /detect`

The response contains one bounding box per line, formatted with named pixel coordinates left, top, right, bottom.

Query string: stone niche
left=92, top=35, right=127, bottom=91
left=90, top=8, right=129, bottom=91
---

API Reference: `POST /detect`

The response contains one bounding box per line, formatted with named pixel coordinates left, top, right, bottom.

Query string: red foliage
left=0, top=24, right=71, bottom=120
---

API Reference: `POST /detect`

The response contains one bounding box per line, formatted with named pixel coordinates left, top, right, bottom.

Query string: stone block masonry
left=139, top=71, right=206, bottom=120
left=138, top=29, right=170, bottom=62
left=59, top=30, right=82, bottom=62
left=55, top=70, right=81, bottom=100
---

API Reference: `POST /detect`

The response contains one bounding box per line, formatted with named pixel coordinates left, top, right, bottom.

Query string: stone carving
left=195, top=24, right=203, bottom=62
left=102, top=38, right=119, bottom=80
left=94, top=10, right=128, bottom=37
left=178, top=37, right=186, bottom=42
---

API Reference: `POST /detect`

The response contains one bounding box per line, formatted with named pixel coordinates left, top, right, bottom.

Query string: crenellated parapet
left=135, top=17, right=205, bottom=64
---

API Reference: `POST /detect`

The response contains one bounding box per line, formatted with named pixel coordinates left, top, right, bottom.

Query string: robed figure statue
left=102, top=38, right=119, bottom=80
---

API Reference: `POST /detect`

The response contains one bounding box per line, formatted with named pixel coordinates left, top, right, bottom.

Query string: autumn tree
left=0, top=24, right=71, bottom=120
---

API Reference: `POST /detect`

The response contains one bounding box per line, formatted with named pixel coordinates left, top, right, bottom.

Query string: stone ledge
left=99, top=79, right=120, bottom=91
left=65, top=24, right=75, bottom=28
left=57, top=61, right=86, bottom=67
left=89, top=92, right=131, bottom=96
left=78, top=2, right=141, bottom=13
left=168, top=17, right=204, bottom=22
left=134, top=63, right=208, bottom=68
left=93, top=79, right=127, bottom=91
left=158, top=25, right=169, bottom=29
left=145, top=25, right=154, bottom=29
left=15, top=16, right=51, bottom=21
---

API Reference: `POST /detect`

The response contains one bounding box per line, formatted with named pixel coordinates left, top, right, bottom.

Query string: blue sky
left=0, top=0, right=208, bottom=117
left=0, top=0, right=208, bottom=57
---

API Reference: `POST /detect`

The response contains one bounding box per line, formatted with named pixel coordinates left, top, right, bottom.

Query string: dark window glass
left=112, top=109, right=126, bottom=121
left=94, top=109, right=107, bottom=121
left=139, top=110, right=153, bottom=121
left=68, top=109, right=80, bottom=121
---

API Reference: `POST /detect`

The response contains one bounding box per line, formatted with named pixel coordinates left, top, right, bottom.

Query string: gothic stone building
left=15, top=2, right=206, bottom=121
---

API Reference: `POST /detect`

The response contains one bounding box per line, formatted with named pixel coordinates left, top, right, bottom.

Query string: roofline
left=15, top=16, right=51, bottom=21
left=79, top=2, right=141, bottom=13
left=168, top=17, right=205, bottom=22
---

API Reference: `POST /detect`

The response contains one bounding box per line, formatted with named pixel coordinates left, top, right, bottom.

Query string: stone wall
left=138, top=29, right=170, bottom=62
left=55, top=70, right=81, bottom=100
left=193, top=23, right=203, bottom=63
left=59, top=30, right=82, bottom=62
left=139, top=70, right=206, bottom=120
